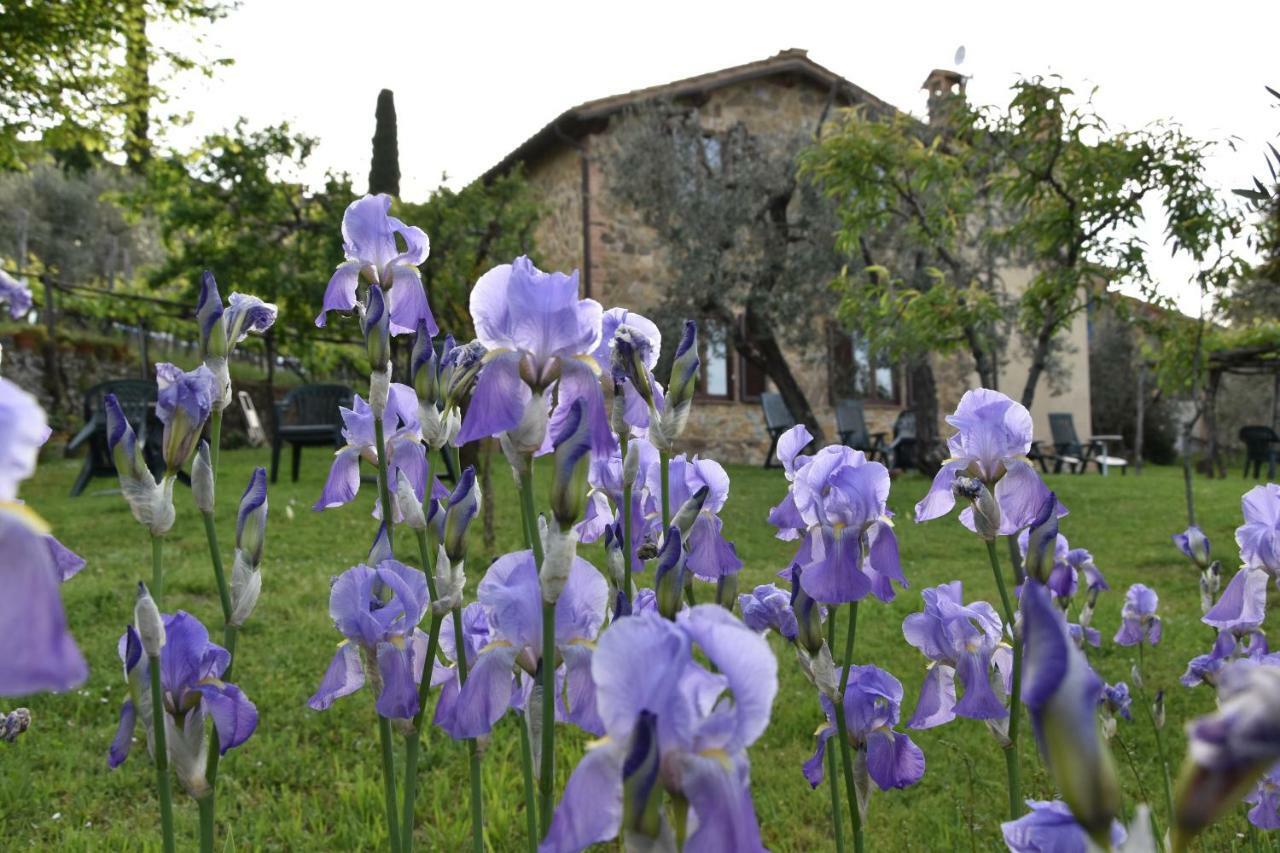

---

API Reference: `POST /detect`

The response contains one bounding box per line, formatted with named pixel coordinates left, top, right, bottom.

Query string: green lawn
left=2, top=447, right=1263, bottom=851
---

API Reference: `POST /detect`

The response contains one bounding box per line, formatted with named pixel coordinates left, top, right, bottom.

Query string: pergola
left=1203, top=341, right=1280, bottom=476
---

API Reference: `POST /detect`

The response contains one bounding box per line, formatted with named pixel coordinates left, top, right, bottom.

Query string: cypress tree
left=369, top=89, right=400, bottom=197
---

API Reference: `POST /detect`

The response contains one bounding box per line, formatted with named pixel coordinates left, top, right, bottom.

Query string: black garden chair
left=1240, top=425, right=1279, bottom=480
left=760, top=392, right=800, bottom=469
left=835, top=399, right=886, bottom=462
left=1049, top=412, right=1127, bottom=475
left=271, top=384, right=354, bottom=483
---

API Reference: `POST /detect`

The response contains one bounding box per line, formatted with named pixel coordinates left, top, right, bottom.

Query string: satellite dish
left=954, top=45, right=966, bottom=66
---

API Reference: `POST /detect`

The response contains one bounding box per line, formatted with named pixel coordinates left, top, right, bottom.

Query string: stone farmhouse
left=481, top=49, right=1093, bottom=464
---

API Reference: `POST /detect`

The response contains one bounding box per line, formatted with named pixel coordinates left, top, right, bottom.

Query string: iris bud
left=654, top=527, right=686, bottom=620
left=550, top=400, right=591, bottom=530
left=395, top=470, right=427, bottom=531
left=192, top=441, right=214, bottom=515
left=440, top=339, right=486, bottom=411
left=229, top=551, right=261, bottom=627
left=410, top=321, right=440, bottom=406
left=1023, top=493, right=1060, bottom=582
left=362, top=284, right=391, bottom=371
left=134, top=582, right=165, bottom=657
left=610, top=325, right=655, bottom=407
left=790, top=566, right=825, bottom=657
left=236, top=467, right=268, bottom=567
left=953, top=475, right=1000, bottom=541
left=196, top=271, right=228, bottom=361
left=0, top=707, right=31, bottom=743
left=671, top=485, right=709, bottom=538
left=650, top=321, right=699, bottom=451
left=715, top=573, right=738, bottom=612
left=443, top=467, right=480, bottom=563
left=621, top=710, right=663, bottom=840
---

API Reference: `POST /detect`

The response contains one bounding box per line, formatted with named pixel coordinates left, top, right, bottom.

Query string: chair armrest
left=65, top=417, right=100, bottom=453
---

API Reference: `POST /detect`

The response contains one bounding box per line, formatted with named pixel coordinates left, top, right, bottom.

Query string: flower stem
left=986, top=540, right=1023, bottom=820
left=517, top=702, right=539, bottom=853
left=377, top=714, right=403, bottom=853
left=832, top=602, right=864, bottom=853
left=374, top=416, right=396, bottom=554
left=825, top=607, right=846, bottom=853
left=453, top=607, right=485, bottom=853
left=659, top=450, right=671, bottom=529
left=400, top=530, right=443, bottom=852
left=210, top=409, right=223, bottom=475
left=621, top=435, right=634, bottom=605
left=539, top=601, right=556, bottom=837
left=517, top=461, right=545, bottom=565
left=198, top=793, right=215, bottom=853
left=1137, top=644, right=1175, bottom=828
left=202, top=514, right=233, bottom=628
left=151, top=534, right=164, bottom=603
left=148, top=655, right=176, bottom=853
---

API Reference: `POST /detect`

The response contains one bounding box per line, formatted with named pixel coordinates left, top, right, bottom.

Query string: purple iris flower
left=1245, top=765, right=1280, bottom=830
left=1114, top=584, right=1162, bottom=647
left=542, top=606, right=776, bottom=853
left=1175, top=660, right=1280, bottom=843
left=1001, top=800, right=1127, bottom=853
left=1182, top=629, right=1273, bottom=688
left=197, top=271, right=277, bottom=358
left=802, top=664, right=925, bottom=792
left=314, top=383, right=425, bottom=513
left=155, top=362, right=216, bottom=472
left=0, top=269, right=32, bottom=318
left=0, top=377, right=47, bottom=501
left=1174, top=525, right=1212, bottom=570
left=108, top=613, right=258, bottom=771
left=441, top=549, right=607, bottom=739
left=1018, top=529, right=1076, bottom=600
left=45, top=533, right=86, bottom=582
left=768, top=425, right=905, bottom=604
left=1067, top=548, right=1108, bottom=592
left=668, top=454, right=742, bottom=581
left=308, top=560, right=432, bottom=719
left=1100, top=682, right=1132, bottom=721
left=594, top=307, right=662, bottom=432
left=430, top=603, right=498, bottom=735
left=738, top=583, right=798, bottom=640
left=316, top=194, right=435, bottom=336
left=1238, top=484, right=1280, bottom=576
left=578, top=439, right=661, bottom=575
left=902, top=581, right=1009, bottom=726
left=456, top=256, right=612, bottom=454
left=0, top=510, right=88, bottom=696
left=1202, top=567, right=1269, bottom=632
left=915, top=389, right=1066, bottom=535
left=1020, top=577, right=1121, bottom=841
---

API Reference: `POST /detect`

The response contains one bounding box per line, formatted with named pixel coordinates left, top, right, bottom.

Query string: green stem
left=452, top=607, right=484, bottom=853
left=202, top=514, right=233, bottom=626
left=659, top=450, right=671, bottom=529
left=518, top=704, right=539, bottom=853
left=985, top=540, right=1023, bottom=820
left=210, top=409, right=223, bottom=475
left=148, top=655, right=176, bottom=853
left=151, top=535, right=164, bottom=603
left=198, top=794, right=215, bottom=853
left=400, top=518, right=444, bottom=852
left=832, top=602, right=864, bottom=853
left=1138, top=644, right=1175, bottom=828
left=825, top=607, right=846, bottom=853
left=374, top=415, right=397, bottom=554
left=517, top=460, right=545, bottom=564
left=378, top=714, right=403, bottom=853
left=539, top=603, right=556, bottom=836
left=621, top=435, right=634, bottom=605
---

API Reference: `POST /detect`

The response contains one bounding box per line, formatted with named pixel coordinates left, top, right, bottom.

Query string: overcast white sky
left=164, top=0, right=1280, bottom=312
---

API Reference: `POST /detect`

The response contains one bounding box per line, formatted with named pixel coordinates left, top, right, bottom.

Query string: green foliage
left=144, top=120, right=356, bottom=368
left=0, top=0, right=233, bottom=171
left=397, top=169, right=540, bottom=339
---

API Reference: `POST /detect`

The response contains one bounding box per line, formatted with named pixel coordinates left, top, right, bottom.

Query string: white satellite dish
left=954, top=45, right=966, bottom=66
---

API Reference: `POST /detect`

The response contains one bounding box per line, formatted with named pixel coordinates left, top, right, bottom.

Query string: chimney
left=922, top=68, right=965, bottom=125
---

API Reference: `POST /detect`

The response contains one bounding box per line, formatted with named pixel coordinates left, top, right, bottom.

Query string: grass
left=2, top=445, right=1266, bottom=851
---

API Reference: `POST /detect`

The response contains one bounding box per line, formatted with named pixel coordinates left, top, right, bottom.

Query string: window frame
left=828, top=327, right=900, bottom=406
left=695, top=319, right=735, bottom=402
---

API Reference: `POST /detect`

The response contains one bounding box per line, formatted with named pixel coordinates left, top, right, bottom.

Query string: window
left=697, top=321, right=734, bottom=401
left=829, top=329, right=898, bottom=405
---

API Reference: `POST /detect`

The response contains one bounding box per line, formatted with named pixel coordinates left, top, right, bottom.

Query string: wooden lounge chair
left=835, top=399, right=886, bottom=462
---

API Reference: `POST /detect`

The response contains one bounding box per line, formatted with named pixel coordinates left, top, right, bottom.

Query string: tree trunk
left=1019, top=311, right=1057, bottom=411
left=734, top=308, right=825, bottom=444
left=965, top=327, right=999, bottom=390
left=909, top=356, right=943, bottom=475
